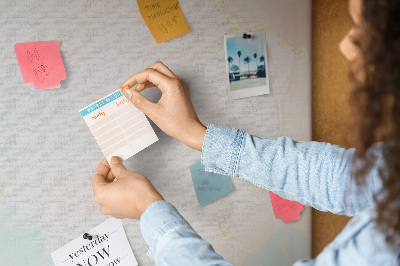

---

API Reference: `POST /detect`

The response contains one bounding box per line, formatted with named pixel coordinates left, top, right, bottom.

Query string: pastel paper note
left=14, top=41, right=67, bottom=90
left=137, top=0, right=191, bottom=44
left=269, top=191, right=304, bottom=223
left=189, top=161, right=233, bottom=208
left=51, top=218, right=138, bottom=266
left=79, top=90, right=158, bottom=162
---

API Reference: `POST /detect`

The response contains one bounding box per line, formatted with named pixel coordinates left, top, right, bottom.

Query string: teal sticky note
left=189, top=160, right=233, bottom=208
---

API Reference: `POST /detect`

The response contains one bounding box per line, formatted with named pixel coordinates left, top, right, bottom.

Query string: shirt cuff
left=201, top=124, right=245, bottom=176
left=140, top=200, right=192, bottom=260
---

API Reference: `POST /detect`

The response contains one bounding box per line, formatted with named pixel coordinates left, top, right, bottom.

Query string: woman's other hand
left=91, top=157, right=164, bottom=219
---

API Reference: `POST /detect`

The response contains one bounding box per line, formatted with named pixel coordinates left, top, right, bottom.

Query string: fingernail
left=110, top=156, right=121, bottom=165
left=123, top=89, right=133, bottom=100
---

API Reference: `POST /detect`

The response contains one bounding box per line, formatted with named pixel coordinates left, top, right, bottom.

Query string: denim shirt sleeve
left=201, top=124, right=382, bottom=216
left=140, top=200, right=234, bottom=265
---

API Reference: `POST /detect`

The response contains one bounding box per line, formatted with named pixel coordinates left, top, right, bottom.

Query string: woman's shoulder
left=318, top=209, right=399, bottom=265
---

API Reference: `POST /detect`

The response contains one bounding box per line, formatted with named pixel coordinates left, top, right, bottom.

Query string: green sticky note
left=189, top=160, right=233, bottom=208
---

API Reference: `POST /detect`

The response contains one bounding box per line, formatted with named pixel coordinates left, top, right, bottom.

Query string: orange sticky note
left=137, top=0, right=191, bottom=44
left=14, top=41, right=66, bottom=90
left=269, top=192, right=304, bottom=224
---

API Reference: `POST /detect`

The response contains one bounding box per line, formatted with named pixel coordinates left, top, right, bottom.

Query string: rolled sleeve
left=200, top=124, right=380, bottom=216
left=201, top=124, right=245, bottom=176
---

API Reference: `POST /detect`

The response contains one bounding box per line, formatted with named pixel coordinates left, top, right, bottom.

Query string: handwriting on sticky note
left=189, top=161, right=233, bottom=208
left=14, top=41, right=67, bottom=90
left=51, top=218, right=138, bottom=266
left=269, top=192, right=304, bottom=223
left=137, top=0, right=191, bottom=44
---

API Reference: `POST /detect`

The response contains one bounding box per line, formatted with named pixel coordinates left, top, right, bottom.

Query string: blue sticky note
left=189, top=160, right=233, bottom=208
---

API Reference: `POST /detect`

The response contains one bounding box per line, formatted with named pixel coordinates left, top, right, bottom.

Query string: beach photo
left=224, top=31, right=270, bottom=99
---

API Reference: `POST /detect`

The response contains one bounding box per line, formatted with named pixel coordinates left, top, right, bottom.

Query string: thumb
left=122, top=89, right=156, bottom=115
left=109, top=156, right=128, bottom=178
left=92, top=158, right=111, bottom=189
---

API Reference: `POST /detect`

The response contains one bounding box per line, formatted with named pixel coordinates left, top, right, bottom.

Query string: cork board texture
left=0, top=0, right=312, bottom=265
left=312, top=0, right=353, bottom=257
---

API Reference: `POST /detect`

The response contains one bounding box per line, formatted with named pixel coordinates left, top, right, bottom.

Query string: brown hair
left=350, top=0, right=400, bottom=251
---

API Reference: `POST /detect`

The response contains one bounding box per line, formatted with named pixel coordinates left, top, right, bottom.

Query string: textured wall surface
left=0, top=0, right=312, bottom=265
left=312, top=0, right=353, bottom=257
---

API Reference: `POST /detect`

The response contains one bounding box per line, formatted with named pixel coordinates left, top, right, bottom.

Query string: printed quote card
left=79, top=90, right=158, bottom=162
left=51, top=218, right=138, bottom=266
left=14, top=41, right=67, bottom=90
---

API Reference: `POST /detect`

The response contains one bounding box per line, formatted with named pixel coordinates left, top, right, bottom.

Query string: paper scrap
left=51, top=218, right=138, bottom=266
left=137, top=0, right=191, bottom=44
left=189, top=161, right=233, bottom=208
left=79, top=90, right=158, bottom=162
left=14, top=41, right=67, bottom=90
left=269, top=191, right=304, bottom=223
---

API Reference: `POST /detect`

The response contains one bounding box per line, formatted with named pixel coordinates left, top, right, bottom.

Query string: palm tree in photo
left=237, top=51, right=242, bottom=77
left=253, top=53, right=258, bottom=71
left=260, top=55, right=265, bottom=71
left=231, top=64, right=239, bottom=72
left=227, top=56, right=233, bottom=73
left=244, top=56, right=251, bottom=78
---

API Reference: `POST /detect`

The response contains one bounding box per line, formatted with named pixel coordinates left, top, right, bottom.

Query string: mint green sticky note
left=189, top=160, right=233, bottom=208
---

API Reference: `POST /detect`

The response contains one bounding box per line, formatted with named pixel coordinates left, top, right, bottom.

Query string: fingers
left=105, top=169, right=116, bottom=183
left=122, top=62, right=179, bottom=93
left=100, top=205, right=110, bottom=215
left=109, top=156, right=129, bottom=178
left=121, top=89, right=158, bottom=115
left=147, top=61, right=178, bottom=79
left=120, top=68, right=173, bottom=94
left=135, top=81, right=156, bottom=92
left=92, top=159, right=110, bottom=189
left=119, top=61, right=183, bottom=117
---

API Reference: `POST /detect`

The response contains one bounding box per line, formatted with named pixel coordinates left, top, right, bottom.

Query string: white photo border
left=224, top=31, right=270, bottom=100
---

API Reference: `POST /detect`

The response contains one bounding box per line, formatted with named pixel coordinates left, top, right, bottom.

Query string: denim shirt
left=140, top=124, right=399, bottom=265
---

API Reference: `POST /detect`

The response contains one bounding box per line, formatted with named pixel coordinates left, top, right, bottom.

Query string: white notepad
left=79, top=90, right=158, bottom=162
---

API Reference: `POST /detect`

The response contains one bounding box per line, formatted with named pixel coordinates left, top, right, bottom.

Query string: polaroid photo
left=224, top=31, right=270, bottom=100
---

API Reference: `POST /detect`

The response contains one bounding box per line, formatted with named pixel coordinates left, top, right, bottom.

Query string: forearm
left=140, top=200, right=233, bottom=265
left=201, top=124, right=378, bottom=216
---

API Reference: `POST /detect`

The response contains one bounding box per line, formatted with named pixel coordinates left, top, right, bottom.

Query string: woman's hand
left=120, top=61, right=206, bottom=151
left=91, top=157, right=164, bottom=220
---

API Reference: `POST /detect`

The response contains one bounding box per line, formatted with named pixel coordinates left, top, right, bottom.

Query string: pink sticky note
left=269, top=191, right=304, bottom=223
left=14, top=41, right=67, bottom=90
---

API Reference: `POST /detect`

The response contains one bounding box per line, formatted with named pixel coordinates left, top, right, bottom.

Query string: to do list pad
left=79, top=90, right=158, bottom=162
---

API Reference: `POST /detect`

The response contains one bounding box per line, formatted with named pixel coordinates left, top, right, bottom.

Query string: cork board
left=312, top=0, right=353, bottom=257
left=1, top=0, right=312, bottom=265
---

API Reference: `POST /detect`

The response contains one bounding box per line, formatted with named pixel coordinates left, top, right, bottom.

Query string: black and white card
left=51, top=218, right=138, bottom=266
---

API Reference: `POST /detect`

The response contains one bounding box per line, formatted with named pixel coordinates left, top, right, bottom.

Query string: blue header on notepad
left=80, top=91, right=123, bottom=116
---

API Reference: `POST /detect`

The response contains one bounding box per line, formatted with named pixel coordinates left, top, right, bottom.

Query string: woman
left=91, top=0, right=400, bottom=264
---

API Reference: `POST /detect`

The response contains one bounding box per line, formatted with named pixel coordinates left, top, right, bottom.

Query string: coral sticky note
left=269, top=192, right=304, bottom=224
left=14, top=41, right=67, bottom=90
left=189, top=161, right=233, bottom=208
left=137, top=0, right=191, bottom=44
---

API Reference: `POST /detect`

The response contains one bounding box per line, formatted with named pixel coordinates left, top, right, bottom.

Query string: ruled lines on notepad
left=88, top=104, right=152, bottom=157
